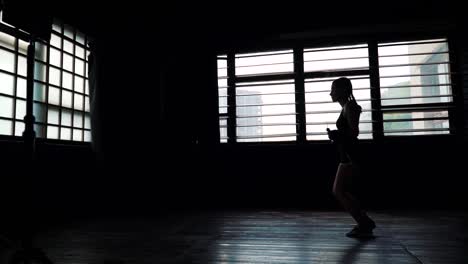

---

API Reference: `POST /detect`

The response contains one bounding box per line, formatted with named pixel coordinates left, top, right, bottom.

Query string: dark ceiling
left=3, top=0, right=465, bottom=41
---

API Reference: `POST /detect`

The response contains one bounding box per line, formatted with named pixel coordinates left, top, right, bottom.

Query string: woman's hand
left=327, top=128, right=340, bottom=141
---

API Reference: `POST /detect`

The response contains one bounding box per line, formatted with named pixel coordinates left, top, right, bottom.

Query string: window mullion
left=294, top=47, right=306, bottom=142
left=227, top=52, right=236, bottom=143
left=369, top=40, right=384, bottom=141
left=12, top=32, right=18, bottom=135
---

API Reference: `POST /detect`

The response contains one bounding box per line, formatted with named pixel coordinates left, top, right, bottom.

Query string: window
left=39, top=20, right=91, bottom=142
left=218, top=50, right=297, bottom=142
left=379, top=39, right=452, bottom=136
left=218, top=37, right=457, bottom=143
left=0, top=29, right=28, bottom=136
left=0, top=16, right=91, bottom=142
left=304, top=44, right=373, bottom=140
left=217, top=55, right=228, bottom=143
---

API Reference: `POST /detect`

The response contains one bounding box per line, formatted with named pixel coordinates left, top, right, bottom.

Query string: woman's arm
left=345, top=103, right=361, bottom=138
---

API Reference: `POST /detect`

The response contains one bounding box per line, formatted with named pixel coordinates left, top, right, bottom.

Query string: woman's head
left=330, top=77, right=353, bottom=102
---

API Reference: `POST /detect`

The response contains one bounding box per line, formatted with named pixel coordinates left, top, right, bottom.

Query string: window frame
left=0, top=17, right=92, bottom=144
left=217, top=30, right=463, bottom=145
left=0, top=22, right=30, bottom=138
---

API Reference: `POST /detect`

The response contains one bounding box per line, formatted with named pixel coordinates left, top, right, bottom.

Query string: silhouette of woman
left=327, top=77, right=376, bottom=237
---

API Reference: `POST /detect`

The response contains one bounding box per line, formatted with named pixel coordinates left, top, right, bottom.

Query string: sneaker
left=346, top=225, right=375, bottom=238
left=361, top=219, right=376, bottom=231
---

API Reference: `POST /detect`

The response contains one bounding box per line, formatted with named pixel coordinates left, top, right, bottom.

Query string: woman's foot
left=346, top=220, right=376, bottom=238
left=361, top=218, right=376, bottom=230
left=346, top=225, right=373, bottom=238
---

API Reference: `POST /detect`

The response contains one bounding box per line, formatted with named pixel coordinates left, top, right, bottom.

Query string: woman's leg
left=333, top=163, right=374, bottom=228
